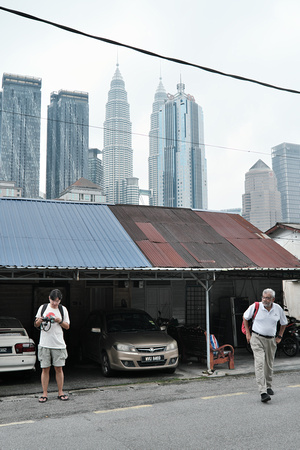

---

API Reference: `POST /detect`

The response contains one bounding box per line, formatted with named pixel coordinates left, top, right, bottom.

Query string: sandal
left=58, top=394, right=69, bottom=401
left=39, top=396, right=48, bottom=403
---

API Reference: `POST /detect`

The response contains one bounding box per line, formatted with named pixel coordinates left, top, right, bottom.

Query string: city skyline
left=0, top=73, right=41, bottom=198
left=272, top=143, right=300, bottom=223
left=154, top=80, right=207, bottom=209
left=46, top=89, right=89, bottom=199
left=242, top=159, right=282, bottom=231
left=1, top=1, right=300, bottom=210
left=102, top=64, right=134, bottom=204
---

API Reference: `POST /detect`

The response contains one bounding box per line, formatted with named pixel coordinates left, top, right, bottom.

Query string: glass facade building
left=103, top=64, right=133, bottom=204
left=46, top=90, right=89, bottom=199
left=148, top=78, right=168, bottom=206
left=272, top=142, right=300, bottom=223
left=0, top=73, right=41, bottom=198
left=88, top=148, right=103, bottom=189
left=156, top=82, right=207, bottom=209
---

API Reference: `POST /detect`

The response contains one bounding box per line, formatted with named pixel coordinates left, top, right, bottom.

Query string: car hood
left=107, top=330, right=175, bottom=346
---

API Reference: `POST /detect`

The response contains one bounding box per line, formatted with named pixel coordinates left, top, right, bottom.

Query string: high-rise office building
left=125, top=177, right=139, bottom=205
left=155, top=81, right=207, bottom=209
left=46, top=90, right=89, bottom=199
left=0, top=73, right=41, bottom=198
left=149, top=77, right=168, bottom=206
left=88, top=148, right=103, bottom=189
left=272, top=142, right=300, bottom=223
left=242, top=159, right=282, bottom=231
left=103, top=64, right=133, bottom=204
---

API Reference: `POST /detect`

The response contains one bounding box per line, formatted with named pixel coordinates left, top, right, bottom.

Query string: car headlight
left=113, top=343, right=137, bottom=352
left=166, top=341, right=177, bottom=351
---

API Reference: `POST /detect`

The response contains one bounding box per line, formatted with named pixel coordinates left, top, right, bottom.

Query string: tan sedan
left=79, top=308, right=178, bottom=376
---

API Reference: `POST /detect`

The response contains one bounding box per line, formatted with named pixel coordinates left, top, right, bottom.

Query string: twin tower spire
left=103, top=64, right=207, bottom=209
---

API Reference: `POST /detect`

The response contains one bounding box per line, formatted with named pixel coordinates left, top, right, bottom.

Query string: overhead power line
left=0, top=107, right=273, bottom=158
left=4, top=108, right=300, bottom=163
left=1, top=6, right=300, bottom=95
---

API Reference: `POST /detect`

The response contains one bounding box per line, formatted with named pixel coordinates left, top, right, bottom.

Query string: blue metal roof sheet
left=0, top=198, right=151, bottom=269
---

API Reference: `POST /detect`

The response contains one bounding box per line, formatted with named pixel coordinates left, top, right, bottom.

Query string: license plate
left=142, top=355, right=164, bottom=362
left=0, top=347, right=12, bottom=354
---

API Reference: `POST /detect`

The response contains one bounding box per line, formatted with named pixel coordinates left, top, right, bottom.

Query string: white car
left=0, top=317, right=36, bottom=373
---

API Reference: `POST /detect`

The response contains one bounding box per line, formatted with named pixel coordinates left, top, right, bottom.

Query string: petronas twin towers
left=103, top=64, right=134, bottom=204
left=103, top=64, right=208, bottom=209
left=0, top=66, right=207, bottom=209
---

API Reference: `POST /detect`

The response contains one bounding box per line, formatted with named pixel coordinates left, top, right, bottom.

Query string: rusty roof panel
left=197, top=211, right=300, bottom=268
left=195, top=211, right=260, bottom=239
left=110, top=205, right=256, bottom=268
left=136, top=222, right=167, bottom=243
left=136, top=241, right=189, bottom=267
left=109, top=205, right=300, bottom=269
left=227, top=237, right=300, bottom=268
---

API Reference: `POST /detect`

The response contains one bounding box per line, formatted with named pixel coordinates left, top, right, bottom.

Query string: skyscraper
left=155, top=81, right=207, bottom=209
left=0, top=73, right=41, bottom=198
left=242, top=159, right=282, bottom=231
left=272, top=142, right=300, bottom=222
left=88, top=148, right=103, bottom=189
left=46, top=90, right=89, bottom=199
left=103, top=64, right=133, bottom=204
left=148, top=77, right=168, bottom=206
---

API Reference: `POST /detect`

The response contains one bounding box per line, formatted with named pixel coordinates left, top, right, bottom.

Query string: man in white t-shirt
left=34, top=289, right=70, bottom=403
left=243, top=288, right=287, bottom=403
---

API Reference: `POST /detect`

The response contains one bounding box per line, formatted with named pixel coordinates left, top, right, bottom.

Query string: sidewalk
left=1, top=348, right=300, bottom=398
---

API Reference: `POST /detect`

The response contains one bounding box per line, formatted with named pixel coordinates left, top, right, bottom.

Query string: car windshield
left=106, top=312, right=159, bottom=333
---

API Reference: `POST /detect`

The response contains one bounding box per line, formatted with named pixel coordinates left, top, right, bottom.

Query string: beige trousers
left=250, top=333, right=277, bottom=394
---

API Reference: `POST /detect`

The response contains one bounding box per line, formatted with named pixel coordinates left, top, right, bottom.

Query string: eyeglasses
left=262, top=296, right=272, bottom=300
left=50, top=299, right=61, bottom=303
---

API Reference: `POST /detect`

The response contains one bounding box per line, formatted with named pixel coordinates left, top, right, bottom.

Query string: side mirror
left=91, top=327, right=101, bottom=333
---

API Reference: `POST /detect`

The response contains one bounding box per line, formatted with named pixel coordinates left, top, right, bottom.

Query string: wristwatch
left=277, top=335, right=282, bottom=339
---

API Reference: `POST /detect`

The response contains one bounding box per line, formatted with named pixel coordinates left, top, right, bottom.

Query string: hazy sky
left=1, top=0, right=299, bottom=209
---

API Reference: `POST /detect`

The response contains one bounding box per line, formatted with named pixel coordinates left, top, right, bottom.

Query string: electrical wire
left=1, top=6, right=300, bottom=95
left=0, top=107, right=282, bottom=159
left=3, top=107, right=300, bottom=162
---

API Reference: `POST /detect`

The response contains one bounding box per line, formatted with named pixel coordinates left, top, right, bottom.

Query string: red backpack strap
left=253, top=302, right=259, bottom=319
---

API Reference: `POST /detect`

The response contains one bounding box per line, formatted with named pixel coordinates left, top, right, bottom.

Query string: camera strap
left=41, top=303, right=64, bottom=322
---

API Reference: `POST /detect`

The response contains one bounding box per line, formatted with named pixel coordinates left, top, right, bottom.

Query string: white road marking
left=201, top=392, right=248, bottom=400
left=0, top=420, right=35, bottom=427
left=94, top=405, right=152, bottom=414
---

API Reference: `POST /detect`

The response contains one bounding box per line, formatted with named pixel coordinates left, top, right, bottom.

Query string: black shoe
left=267, top=388, right=274, bottom=396
left=261, top=393, right=271, bottom=402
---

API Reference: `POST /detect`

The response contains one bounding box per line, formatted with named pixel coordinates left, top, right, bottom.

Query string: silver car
left=0, top=317, right=36, bottom=374
left=79, top=309, right=178, bottom=376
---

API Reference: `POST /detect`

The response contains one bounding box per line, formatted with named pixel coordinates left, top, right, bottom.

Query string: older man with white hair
left=243, top=288, right=287, bottom=403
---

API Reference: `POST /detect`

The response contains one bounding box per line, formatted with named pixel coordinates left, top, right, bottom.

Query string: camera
left=42, top=316, right=55, bottom=324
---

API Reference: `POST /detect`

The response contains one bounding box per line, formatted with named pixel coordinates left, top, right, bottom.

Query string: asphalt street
left=1, top=370, right=300, bottom=450
left=1, top=348, right=300, bottom=399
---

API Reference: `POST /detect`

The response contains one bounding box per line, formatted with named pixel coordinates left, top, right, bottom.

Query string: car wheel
left=101, top=352, right=113, bottom=377
left=281, top=336, right=299, bottom=357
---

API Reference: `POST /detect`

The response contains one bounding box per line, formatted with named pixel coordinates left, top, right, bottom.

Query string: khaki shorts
left=38, top=346, right=68, bottom=368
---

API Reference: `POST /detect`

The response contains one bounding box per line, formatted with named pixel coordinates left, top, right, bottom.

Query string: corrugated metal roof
left=1, top=199, right=299, bottom=272
left=0, top=198, right=151, bottom=269
left=109, top=205, right=300, bottom=269
left=195, top=211, right=300, bottom=268
left=266, top=223, right=300, bottom=234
